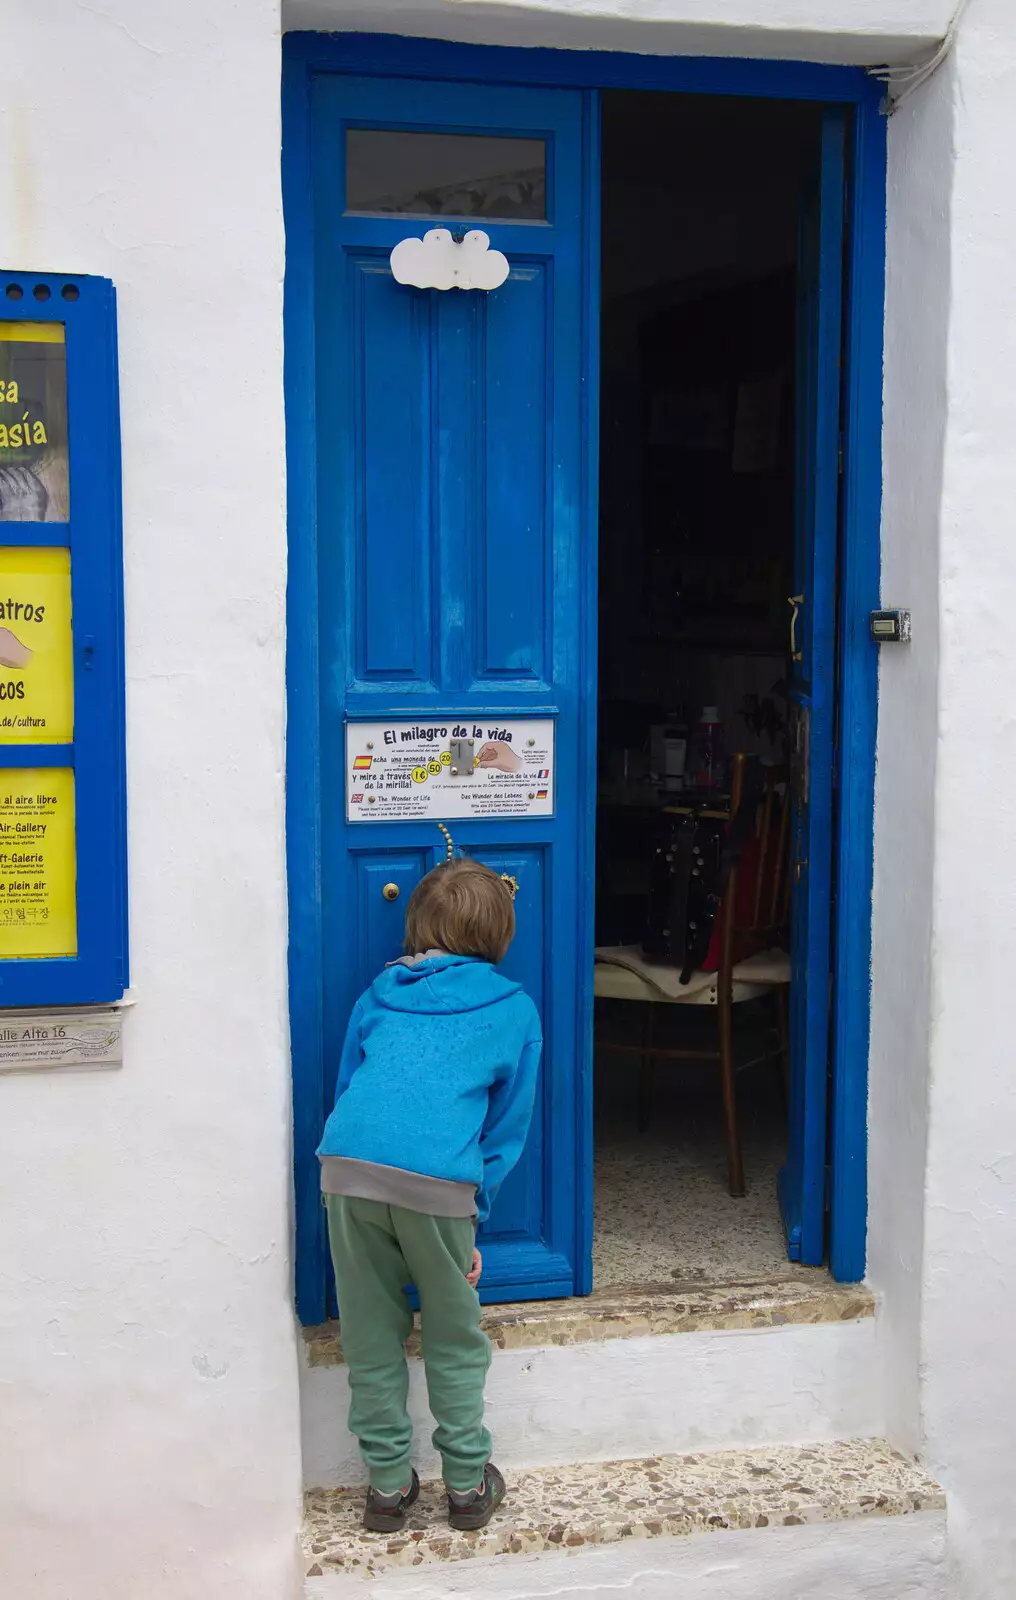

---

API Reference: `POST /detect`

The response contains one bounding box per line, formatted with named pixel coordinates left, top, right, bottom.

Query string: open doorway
left=593, top=91, right=827, bottom=1290
left=287, top=41, right=878, bottom=1320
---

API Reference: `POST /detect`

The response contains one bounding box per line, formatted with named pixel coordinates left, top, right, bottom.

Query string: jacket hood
left=371, top=953, right=522, bottom=1015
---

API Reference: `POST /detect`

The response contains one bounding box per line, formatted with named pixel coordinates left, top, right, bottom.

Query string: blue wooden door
left=779, top=109, right=846, bottom=1265
left=298, top=72, right=596, bottom=1316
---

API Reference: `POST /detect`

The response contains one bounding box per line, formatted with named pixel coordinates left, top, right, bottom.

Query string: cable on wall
left=868, top=0, right=970, bottom=111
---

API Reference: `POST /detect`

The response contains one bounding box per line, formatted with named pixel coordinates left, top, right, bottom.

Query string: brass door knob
left=382, top=882, right=400, bottom=902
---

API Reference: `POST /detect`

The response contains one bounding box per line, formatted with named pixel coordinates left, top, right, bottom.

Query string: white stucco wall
left=283, top=0, right=954, bottom=67
left=302, top=1319, right=883, bottom=1488
left=0, top=4, right=302, bottom=1600
left=866, top=28, right=952, bottom=1459
left=866, top=8, right=1016, bottom=1600
left=915, top=2, right=1016, bottom=1597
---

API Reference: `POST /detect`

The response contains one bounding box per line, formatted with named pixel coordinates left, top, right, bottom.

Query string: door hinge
left=837, top=435, right=844, bottom=476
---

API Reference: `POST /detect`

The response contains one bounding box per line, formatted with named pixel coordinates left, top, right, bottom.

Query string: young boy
left=317, top=856, right=542, bottom=1533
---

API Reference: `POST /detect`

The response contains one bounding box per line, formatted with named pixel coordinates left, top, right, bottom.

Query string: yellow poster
left=0, top=768, right=76, bottom=958
left=0, top=321, right=69, bottom=523
left=0, top=547, right=74, bottom=744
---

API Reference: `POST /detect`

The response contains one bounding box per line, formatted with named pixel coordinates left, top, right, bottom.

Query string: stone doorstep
left=303, top=1276, right=874, bottom=1366
left=302, top=1438, right=944, bottom=1581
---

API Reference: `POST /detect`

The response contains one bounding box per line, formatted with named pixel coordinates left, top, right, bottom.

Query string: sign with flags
left=345, top=716, right=555, bottom=823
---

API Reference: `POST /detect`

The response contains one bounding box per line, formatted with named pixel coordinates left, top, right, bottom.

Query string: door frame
left=283, top=32, right=885, bottom=1320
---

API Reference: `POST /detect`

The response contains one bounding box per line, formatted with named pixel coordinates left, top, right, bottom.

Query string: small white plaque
left=0, top=1008, right=123, bottom=1073
left=347, top=717, right=555, bottom=822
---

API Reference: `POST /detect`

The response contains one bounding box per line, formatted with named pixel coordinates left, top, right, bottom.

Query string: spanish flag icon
left=353, top=755, right=373, bottom=771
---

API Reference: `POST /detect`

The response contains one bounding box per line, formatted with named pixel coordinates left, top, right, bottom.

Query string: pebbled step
left=303, top=1437, right=943, bottom=1582
left=303, top=1277, right=875, bottom=1366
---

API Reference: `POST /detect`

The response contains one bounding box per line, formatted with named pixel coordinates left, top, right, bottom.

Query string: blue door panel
left=351, top=259, right=434, bottom=681
left=481, top=265, right=550, bottom=683
left=308, top=71, right=594, bottom=1307
left=354, top=850, right=431, bottom=989
left=779, top=107, right=845, bottom=1266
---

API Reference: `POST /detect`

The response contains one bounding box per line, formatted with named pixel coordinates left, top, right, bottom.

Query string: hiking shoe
left=447, top=1463, right=506, bottom=1531
left=363, top=1469, right=420, bottom=1532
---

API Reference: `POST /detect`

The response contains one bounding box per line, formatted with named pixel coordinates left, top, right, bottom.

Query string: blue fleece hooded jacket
left=317, top=954, right=543, bottom=1222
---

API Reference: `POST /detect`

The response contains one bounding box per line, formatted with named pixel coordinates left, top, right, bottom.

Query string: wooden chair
left=594, top=754, right=791, bottom=1197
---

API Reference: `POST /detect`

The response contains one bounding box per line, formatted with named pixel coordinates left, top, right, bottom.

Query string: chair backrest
left=720, top=753, right=791, bottom=975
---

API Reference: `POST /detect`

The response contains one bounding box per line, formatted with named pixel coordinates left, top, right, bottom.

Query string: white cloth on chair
left=594, top=945, right=713, bottom=1000
left=594, top=944, right=790, bottom=1006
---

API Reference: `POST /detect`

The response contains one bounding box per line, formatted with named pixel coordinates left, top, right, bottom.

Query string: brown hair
left=404, top=857, right=516, bottom=965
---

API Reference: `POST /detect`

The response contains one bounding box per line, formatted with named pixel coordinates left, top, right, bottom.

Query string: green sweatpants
left=324, top=1194, right=492, bottom=1495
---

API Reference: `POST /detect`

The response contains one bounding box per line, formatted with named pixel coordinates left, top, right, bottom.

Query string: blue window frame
left=0, top=272, right=127, bottom=1006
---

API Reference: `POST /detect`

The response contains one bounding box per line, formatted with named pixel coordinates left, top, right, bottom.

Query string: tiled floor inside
left=593, top=997, right=817, bottom=1289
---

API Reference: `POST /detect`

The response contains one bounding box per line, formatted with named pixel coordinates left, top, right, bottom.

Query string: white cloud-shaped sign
left=389, top=228, right=510, bottom=292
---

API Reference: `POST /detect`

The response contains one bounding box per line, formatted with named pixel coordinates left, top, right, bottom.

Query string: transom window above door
left=344, top=128, right=547, bottom=219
